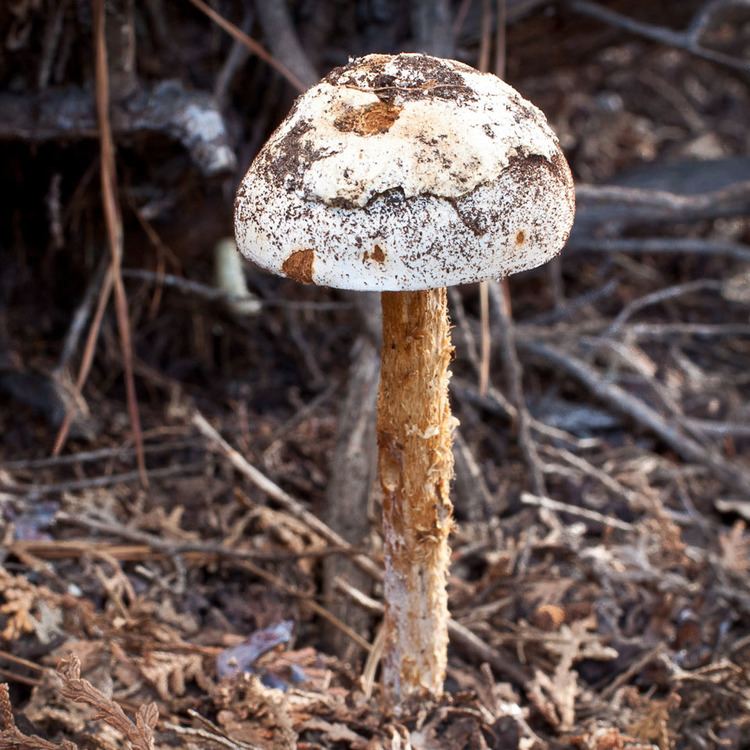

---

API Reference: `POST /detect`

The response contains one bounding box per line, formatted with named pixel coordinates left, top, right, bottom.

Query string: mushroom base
left=378, top=288, right=456, bottom=706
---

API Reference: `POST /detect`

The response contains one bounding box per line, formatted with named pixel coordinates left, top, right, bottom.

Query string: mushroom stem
left=378, top=288, right=455, bottom=705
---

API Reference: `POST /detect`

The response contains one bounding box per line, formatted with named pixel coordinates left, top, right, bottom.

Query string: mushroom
left=234, top=53, right=575, bottom=706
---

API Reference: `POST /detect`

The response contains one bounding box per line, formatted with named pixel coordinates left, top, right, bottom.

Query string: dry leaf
left=213, top=674, right=297, bottom=750
left=0, top=682, right=78, bottom=750
left=57, top=655, right=158, bottom=750
left=305, top=718, right=370, bottom=748
left=527, top=617, right=617, bottom=731
left=628, top=693, right=679, bottom=750
left=138, top=651, right=210, bottom=701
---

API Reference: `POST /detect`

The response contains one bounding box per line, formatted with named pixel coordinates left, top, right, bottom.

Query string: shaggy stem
left=378, top=288, right=456, bottom=705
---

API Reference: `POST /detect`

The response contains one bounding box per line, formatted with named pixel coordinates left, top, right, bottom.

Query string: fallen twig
left=449, top=287, right=482, bottom=374
left=164, top=721, right=263, bottom=750
left=54, top=512, right=366, bottom=563
left=539, top=444, right=639, bottom=507
left=1, top=437, right=198, bottom=471
left=51, top=264, right=114, bottom=456
left=575, top=180, right=750, bottom=228
left=1, top=464, right=192, bottom=497
left=121, top=268, right=350, bottom=311
left=322, top=328, right=379, bottom=656
left=567, top=0, right=750, bottom=73
left=520, top=492, right=635, bottom=532
left=186, top=0, right=307, bottom=92
left=93, top=0, right=146, bottom=486
left=569, top=236, right=750, bottom=263
left=521, top=340, right=750, bottom=493
left=488, top=279, right=547, bottom=496
left=55, top=256, right=109, bottom=376
left=214, top=7, right=254, bottom=108
left=191, top=411, right=383, bottom=581
left=606, top=279, right=724, bottom=335
left=623, top=322, right=750, bottom=339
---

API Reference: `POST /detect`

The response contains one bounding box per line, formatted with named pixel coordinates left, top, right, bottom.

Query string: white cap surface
left=235, top=53, right=575, bottom=291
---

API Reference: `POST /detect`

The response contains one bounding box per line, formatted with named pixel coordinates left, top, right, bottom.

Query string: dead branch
left=54, top=511, right=363, bottom=563
left=488, top=280, right=547, bottom=497
left=567, top=0, right=750, bottom=74
left=120, top=268, right=350, bottom=310
left=575, top=180, right=750, bottom=227
left=622, top=322, right=750, bottom=339
left=479, top=282, right=491, bottom=395
left=528, top=280, right=619, bottom=327
left=521, top=340, right=750, bottom=493
left=105, top=0, right=137, bottom=101
left=0, top=438, right=196, bottom=471
left=186, top=0, right=306, bottom=92
left=0, top=83, right=235, bottom=176
left=37, top=0, right=66, bottom=90
left=2, top=464, right=193, bottom=497
left=254, top=0, right=319, bottom=89
left=539, top=443, right=639, bottom=506
left=448, top=288, right=482, bottom=374
left=580, top=336, right=712, bottom=447
left=0, top=369, right=97, bottom=439
left=51, top=263, right=114, bottom=455
left=685, top=418, right=750, bottom=438
left=228, top=562, right=372, bottom=654
left=214, top=7, right=254, bottom=107
left=453, top=428, right=500, bottom=519
left=520, top=492, right=635, bottom=532
left=452, top=377, right=602, bottom=450
left=606, top=280, right=724, bottom=335
left=163, top=721, right=264, bottom=750
left=569, top=236, right=750, bottom=263
left=55, top=256, right=109, bottom=375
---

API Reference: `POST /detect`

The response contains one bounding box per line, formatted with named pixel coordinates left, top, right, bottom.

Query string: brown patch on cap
left=363, top=244, right=386, bottom=264
left=334, top=101, right=402, bottom=136
left=281, top=249, right=315, bottom=284
left=516, top=230, right=526, bottom=245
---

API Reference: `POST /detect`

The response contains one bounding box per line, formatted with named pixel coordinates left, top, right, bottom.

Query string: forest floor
left=1, top=2, right=750, bottom=749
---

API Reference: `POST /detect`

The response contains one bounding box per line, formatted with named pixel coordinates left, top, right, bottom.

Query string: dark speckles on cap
left=260, top=119, right=317, bottom=193
left=325, top=53, right=475, bottom=104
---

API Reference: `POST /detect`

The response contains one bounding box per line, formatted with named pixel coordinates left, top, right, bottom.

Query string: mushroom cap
left=234, top=53, right=575, bottom=291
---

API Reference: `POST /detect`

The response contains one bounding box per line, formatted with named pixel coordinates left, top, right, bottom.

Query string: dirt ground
left=1, top=1, right=750, bottom=748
